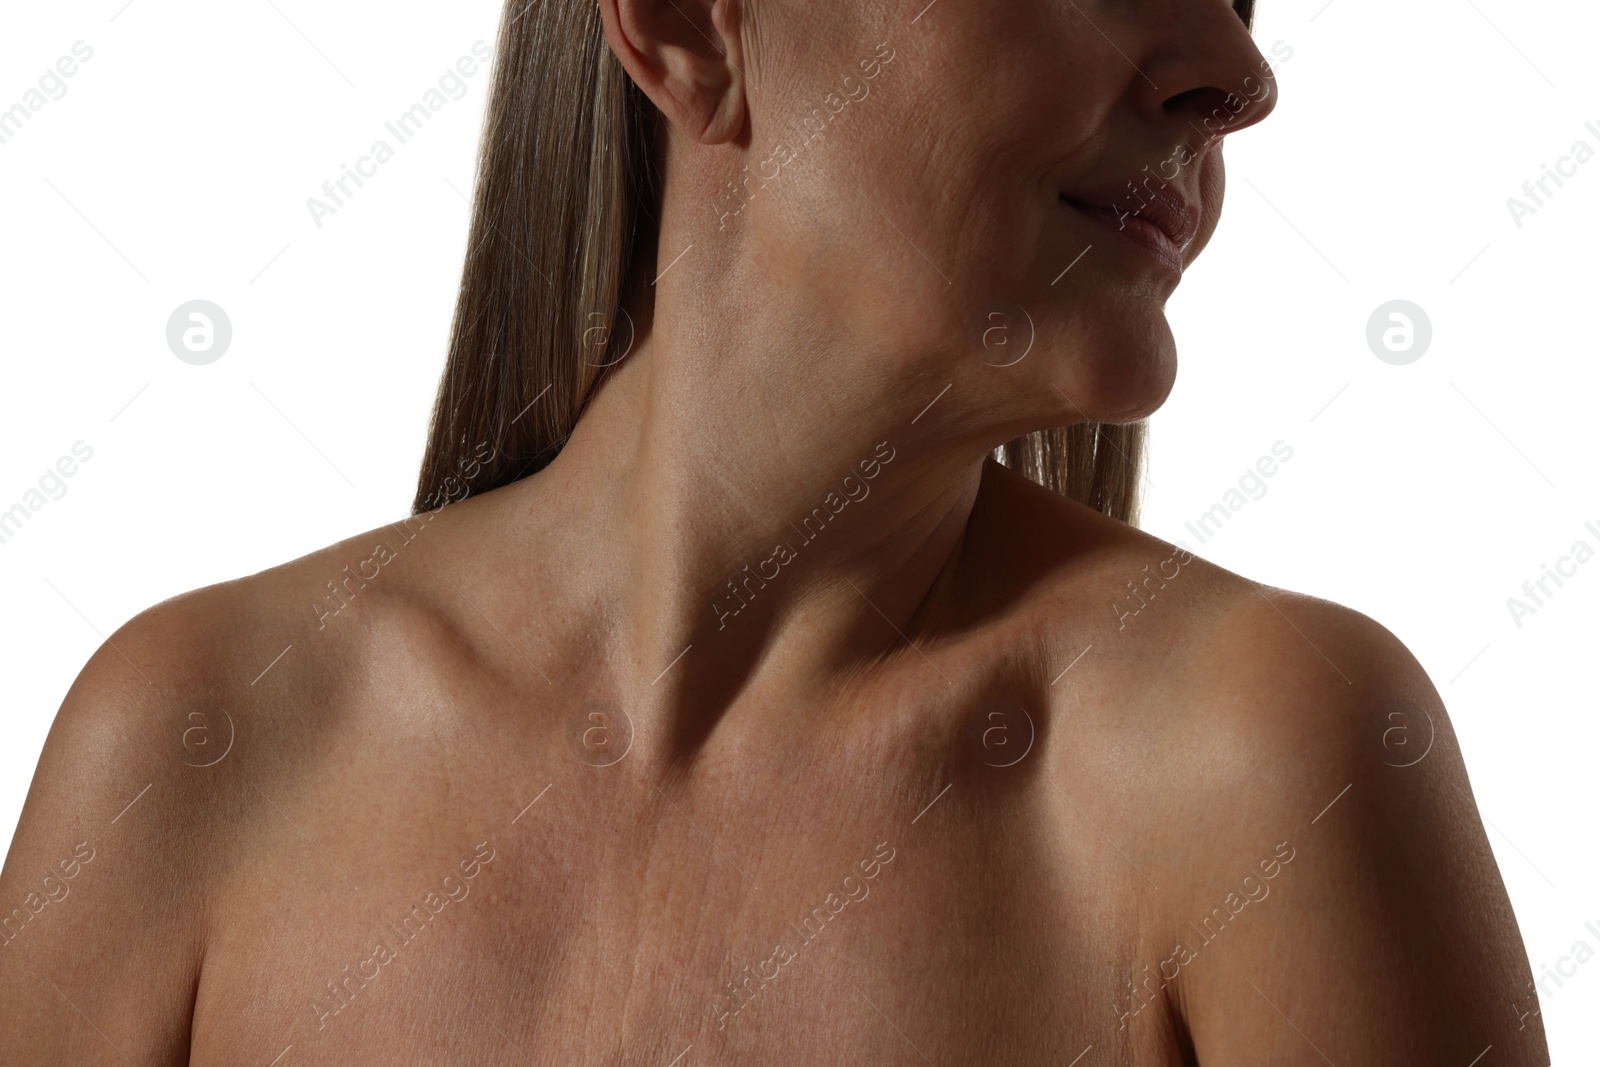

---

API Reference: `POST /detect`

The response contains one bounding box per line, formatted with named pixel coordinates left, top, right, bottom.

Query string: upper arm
left=1176, top=589, right=1549, bottom=1065
left=0, top=594, right=229, bottom=1065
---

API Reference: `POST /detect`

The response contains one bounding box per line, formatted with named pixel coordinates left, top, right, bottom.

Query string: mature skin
left=0, top=0, right=1548, bottom=1064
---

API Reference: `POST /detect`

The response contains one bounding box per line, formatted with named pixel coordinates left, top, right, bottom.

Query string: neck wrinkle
left=535, top=316, right=989, bottom=761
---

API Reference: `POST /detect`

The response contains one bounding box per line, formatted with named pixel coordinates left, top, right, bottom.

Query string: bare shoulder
left=0, top=508, right=480, bottom=1064
left=1125, top=576, right=1546, bottom=1061
left=1154, top=570, right=1484, bottom=837
left=974, top=463, right=1544, bottom=1059
left=974, top=456, right=1456, bottom=733
left=0, top=568, right=261, bottom=1063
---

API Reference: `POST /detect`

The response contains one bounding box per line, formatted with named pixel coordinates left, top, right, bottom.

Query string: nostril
left=1162, top=85, right=1237, bottom=117
left=1163, top=82, right=1271, bottom=143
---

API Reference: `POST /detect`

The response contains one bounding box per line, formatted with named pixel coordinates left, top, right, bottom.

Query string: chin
left=1045, top=305, right=1178, bottom=424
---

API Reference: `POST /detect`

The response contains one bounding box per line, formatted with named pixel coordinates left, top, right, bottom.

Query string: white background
left=1, top=0, right=1595, bottom=1060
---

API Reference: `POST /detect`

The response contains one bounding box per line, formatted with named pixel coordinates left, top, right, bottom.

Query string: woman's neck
left=516, top=289, right=993, bottom=742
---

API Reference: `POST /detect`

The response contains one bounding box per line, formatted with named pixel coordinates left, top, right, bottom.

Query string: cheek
left=738, top=12, right=1179, bottom=418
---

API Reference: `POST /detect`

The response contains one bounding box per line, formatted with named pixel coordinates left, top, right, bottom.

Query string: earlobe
left=598, top=0, right=746, bottom=145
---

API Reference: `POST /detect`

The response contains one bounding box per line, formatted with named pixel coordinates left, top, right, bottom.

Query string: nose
left=1136, top=1, right=1280, bottom=149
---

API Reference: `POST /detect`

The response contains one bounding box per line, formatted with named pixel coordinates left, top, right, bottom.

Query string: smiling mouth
left=1059, top=195, right=1190, bottom=278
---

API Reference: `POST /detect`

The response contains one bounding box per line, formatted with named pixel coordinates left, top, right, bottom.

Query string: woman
left=0, top=0, right=1547, bottom=1062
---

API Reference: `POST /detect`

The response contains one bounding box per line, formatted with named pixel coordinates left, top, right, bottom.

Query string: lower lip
left=1061, top=199, right=1185, bottom=277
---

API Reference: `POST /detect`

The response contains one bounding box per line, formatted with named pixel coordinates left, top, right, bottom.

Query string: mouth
left=1058, top=188, right=1199, bottom=278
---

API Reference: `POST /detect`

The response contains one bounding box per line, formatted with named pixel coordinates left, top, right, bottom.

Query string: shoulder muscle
left=0, top=584, right=248, bottom=1065
left=1172, top=587, right=1547, bottom=1064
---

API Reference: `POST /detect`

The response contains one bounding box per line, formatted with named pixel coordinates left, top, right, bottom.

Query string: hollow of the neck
left=520, top=327, right=995, bottom=754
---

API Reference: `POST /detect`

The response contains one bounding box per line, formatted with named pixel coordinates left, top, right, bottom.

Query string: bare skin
left=0, top=452, right=1549, bottom=1065
left=0, top=0, right=1548, bottom=1062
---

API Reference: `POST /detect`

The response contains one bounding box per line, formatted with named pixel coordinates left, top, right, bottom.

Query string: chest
left=188, top=649, right=1194, bottom=1066
left=185, top=771, right=1182, bottom=1066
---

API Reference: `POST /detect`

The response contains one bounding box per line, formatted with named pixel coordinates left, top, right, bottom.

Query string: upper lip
left=1062, top=182, right=1200, bottom=254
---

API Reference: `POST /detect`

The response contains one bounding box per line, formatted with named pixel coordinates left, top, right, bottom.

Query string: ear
left=597, top=0, right=747, bottom=145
